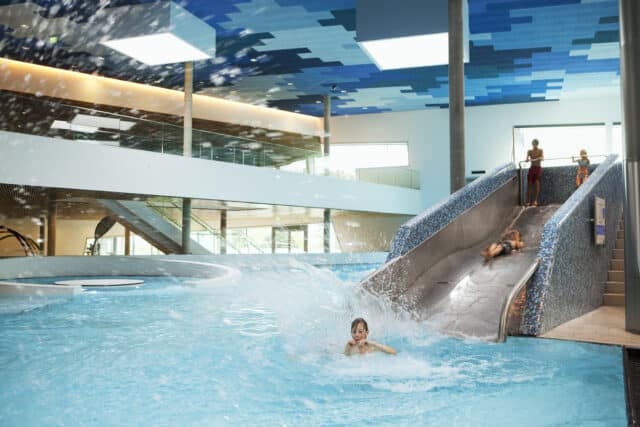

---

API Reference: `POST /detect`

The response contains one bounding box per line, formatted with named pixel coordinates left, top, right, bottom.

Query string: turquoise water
left=0, top=262, right=625, bottom=426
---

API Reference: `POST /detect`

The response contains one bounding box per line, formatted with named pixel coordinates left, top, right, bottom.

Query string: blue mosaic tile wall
left=387, top=162, right=516, bottom=260
left=520, top=155, right=623, bottom=336
left=521, top=163, right=601, bottom=206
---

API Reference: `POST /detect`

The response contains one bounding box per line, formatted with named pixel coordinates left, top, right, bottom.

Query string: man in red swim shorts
left=526, top=139, right=544, bottom=206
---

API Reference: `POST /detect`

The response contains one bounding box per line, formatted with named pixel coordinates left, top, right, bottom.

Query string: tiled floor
left=541, top=306, right=640, bottom=347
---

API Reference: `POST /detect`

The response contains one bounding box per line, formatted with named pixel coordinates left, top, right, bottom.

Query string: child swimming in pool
left=344, top=318, right=397, bottom=356
left=481, top=229, right=524, bottom=261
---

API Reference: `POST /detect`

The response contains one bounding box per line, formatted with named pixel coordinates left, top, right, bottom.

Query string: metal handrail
left=0, top=226, right=40, bottom=256
left=0, top=91, right=320, bottom=158
left=517, top=154, right=609, bottom=169
left=517, top=154, right=610, bottom=206
left=150, top=201, right=265, bottom=254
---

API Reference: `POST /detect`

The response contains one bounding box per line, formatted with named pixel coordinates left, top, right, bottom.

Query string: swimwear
left=500, top=241, right=513, bottom=255
left=527, top=165, right=542, bottom=183
left=576, top=160, right=589, bottom=186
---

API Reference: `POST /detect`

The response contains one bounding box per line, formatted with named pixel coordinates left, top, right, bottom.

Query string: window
left=514, top=124, right=609, bottom=167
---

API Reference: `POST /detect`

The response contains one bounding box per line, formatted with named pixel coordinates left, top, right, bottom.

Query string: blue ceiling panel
left=0, top=0, right=621, bottom=116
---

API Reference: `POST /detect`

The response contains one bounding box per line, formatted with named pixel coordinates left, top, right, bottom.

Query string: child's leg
left=533, top=180, right=540, bottom=205
left=482, top=243, right=503, bottom=259
left=489, top=244, right=504, bottom=258
left=576, top=174, right=581, bottom=188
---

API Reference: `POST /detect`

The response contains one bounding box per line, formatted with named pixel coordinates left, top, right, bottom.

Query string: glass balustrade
left=0, top=91, right=419, bottom=188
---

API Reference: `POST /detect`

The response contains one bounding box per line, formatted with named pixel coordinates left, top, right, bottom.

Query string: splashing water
left=0, top=261, right=625, bottom=426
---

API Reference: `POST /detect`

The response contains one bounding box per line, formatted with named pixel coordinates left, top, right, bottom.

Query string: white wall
left=331, top=96, right=622, bottom=210
left=0, top=132, right=421, bottom=216
left=466, top=97, right=622, bottom=172
left=331, top=108, right=450, bottom=209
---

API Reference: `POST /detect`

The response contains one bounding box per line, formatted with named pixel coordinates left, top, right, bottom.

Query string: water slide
left=98, top=199, right=211, bottom=255
left=360, top=173, right=560, bottom=342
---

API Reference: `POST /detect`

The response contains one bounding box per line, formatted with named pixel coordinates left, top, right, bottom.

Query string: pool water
left=0, top=262, right=625, bottom=426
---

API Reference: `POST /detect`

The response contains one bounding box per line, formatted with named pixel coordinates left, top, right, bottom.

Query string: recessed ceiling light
left=359, top=33, right=450, bottom=70
left=102, top=33, right=210, bottom=66
left=50, top=120, right=98, bottom=134
left=287, top=82, right=293, bottom=86
left=71, top=114, right=136, bottom=131
left=99, top=1, right=215, bottom=65
left=20, top=24, right=29, bottom=29
left=356, top=0, right=468, bottom=70
left=250, top=58, right=258, bottom=62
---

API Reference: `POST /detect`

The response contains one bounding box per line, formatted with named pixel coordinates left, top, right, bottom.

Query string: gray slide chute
left=361, top=176, right=559, bottom=342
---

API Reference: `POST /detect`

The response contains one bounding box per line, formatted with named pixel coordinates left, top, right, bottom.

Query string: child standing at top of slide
left=526, top=139, right=544, bottom=207
left=572, top=149, right=590, bottom=188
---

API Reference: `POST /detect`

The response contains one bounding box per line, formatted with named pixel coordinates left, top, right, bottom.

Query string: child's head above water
left=580, top=149, right=588, bottom=157
left=345, top=317, right=397, bottom=355
left=351, top=317, right=369, bottom=342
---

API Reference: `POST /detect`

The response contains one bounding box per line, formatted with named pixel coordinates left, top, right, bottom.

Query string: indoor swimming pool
left=0, top=263, right=625, bottom=426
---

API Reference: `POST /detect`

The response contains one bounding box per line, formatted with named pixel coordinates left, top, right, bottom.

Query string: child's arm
left=367, top=341, right=397, bottom=355
left=344, top=340, right=355, bottom=355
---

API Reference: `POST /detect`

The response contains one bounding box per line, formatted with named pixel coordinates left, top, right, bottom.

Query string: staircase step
left=611, top=259, right=625, bottom=271
left=606, top=282, right=625, bottom=294
left=608, top=270, right=625, bottom=282
left=614, top=249, right=625, bottom=260
left=618, top=230, right=625, bottom=239
left=616, top=239, right=625, bottom=249
left=604, top=293, right=625, bottom=306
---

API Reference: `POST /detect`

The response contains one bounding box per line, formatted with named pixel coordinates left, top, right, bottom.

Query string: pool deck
left=541, top=306, right=640, bottom=347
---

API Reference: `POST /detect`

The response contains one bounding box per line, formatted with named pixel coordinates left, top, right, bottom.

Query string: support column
left=323, top=208, right=331, bottom=253
left=182, top=62, right=193, bottom=254
left=182, top=199, right=192, bottom=254
left=38, top=216, right=45, bottom=253
left=271, top=227, right=276, bottom=254
left=183, top=61, right=193, bottom=158
left=620, top=0, right=640, bottom=333
left=322, top=95, right=331, bottom=176
left=220, top=210, right=227, bottom=255
left=448, top=0, right=466, bottom=193
left=124, top=228, right=131, bottom=256
left=46, top=200, right=56, bottom=256
left=323, top=95, right=331, bottom=156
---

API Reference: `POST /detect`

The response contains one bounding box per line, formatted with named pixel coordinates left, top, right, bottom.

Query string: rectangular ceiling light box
left=50, top=120, right=98, bottom=134
left=356, top=0, right=468, bottom=70
left=71, top=114, right=136, bottom=131
left=99, top=1, right=215, bottom=65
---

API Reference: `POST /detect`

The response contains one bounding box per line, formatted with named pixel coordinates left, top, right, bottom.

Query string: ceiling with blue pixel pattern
left=0, top=0, right=621, bottom=116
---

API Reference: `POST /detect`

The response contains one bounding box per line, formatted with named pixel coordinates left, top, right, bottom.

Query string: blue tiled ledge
left=521, top=163, right=600, bottom=206
left=520, top=155, right=623, bottom=336
left=387, top=163, right=517, bottom=260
